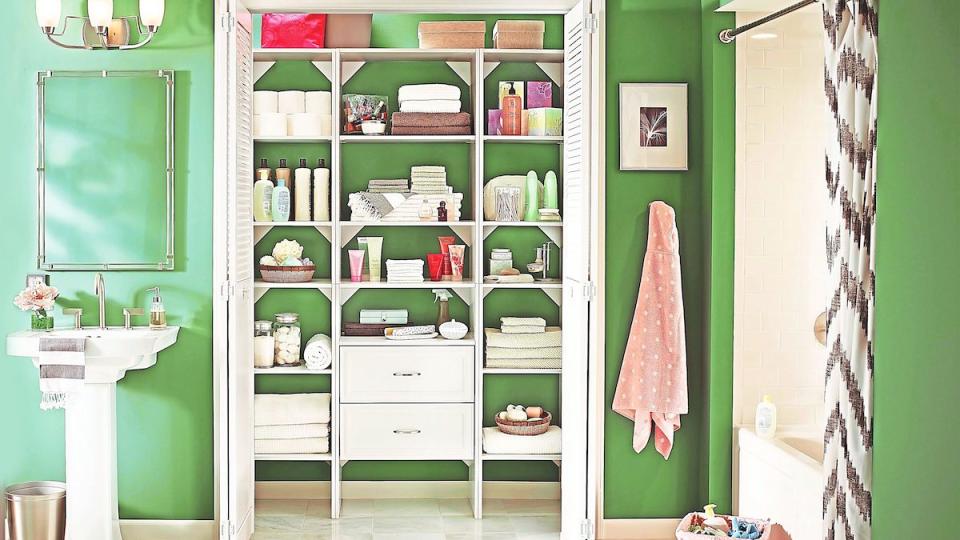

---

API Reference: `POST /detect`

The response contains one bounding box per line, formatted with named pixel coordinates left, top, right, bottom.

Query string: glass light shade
left=87, top=0, right=114, bottom=28
left=36, top=0, right=62, bottom=28
left=139, top=0, right=165, bottom=28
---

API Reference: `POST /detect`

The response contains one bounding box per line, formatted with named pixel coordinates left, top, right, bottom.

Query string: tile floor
left=252, top=498, right=561, bottom=539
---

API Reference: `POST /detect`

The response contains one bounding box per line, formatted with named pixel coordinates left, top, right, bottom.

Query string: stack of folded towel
left=392, top=84, right=472, bottom=135
left=386, top=259, right=425, bottom=283
left=254, top=393, right=331, bottom=455
left=410, top=166, right=451, bottom=195
left=367, top=179, right=410, bottom=193
left=485, top=318, right=562, bottom=369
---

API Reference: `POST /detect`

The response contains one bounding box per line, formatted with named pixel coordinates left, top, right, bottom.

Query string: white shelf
left=482, top=49, right=564, bottom=64
left=481, top=453, right=562, bottom=461
left=339, top=48, right=476, bottom=62
left=340, top=135, right=475, bottom=144
left=255, top=453, right=332, bottom=462
left=340, top=221, right=474, bottom=227
left=253, top=48, right=334, bottom=62
left=483, top=136, right=563, bottom=144
left=482, top=368, right=561, bottom=375
left=340, top=281, right=474, bottom=289
left=482, top=279, right=562, bottom=289
left=254, top=136, right=333, bottom=143
left=482, top=221, right=562, bottom=228
left=255, top=221, right=333, bottom=227
left=340, top=334, right=475, bottom=347
left=254, top=279, right=333, bottom=289
left=254, top=365, right=332, bottom=375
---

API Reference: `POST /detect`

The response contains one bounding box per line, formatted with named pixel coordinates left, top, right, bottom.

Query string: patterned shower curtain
left=821, top=0, right=877, bottom=538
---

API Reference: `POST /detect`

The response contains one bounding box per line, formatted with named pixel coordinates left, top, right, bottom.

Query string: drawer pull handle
left=393, top=429, right=421, bottom=435
left=392, top=371, right=422, bottom=377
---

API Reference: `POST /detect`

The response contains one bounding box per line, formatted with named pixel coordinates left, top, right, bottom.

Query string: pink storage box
left=676, top=513, right=775, bottom=540
left=262, top=14, right=327, bottom=48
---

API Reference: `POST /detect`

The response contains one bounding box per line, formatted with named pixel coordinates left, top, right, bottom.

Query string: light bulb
left=87, top=0, right=114, bottom=29
left=139, top=0, right=165, bottom=29
left=36, top=0, right=62, bottom=29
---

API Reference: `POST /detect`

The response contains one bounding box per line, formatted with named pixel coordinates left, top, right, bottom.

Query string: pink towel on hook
left=612, top=201, right=688, bottom=459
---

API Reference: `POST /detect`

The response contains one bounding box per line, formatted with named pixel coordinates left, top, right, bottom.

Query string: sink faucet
left=94, top=273, right=106, bottom=330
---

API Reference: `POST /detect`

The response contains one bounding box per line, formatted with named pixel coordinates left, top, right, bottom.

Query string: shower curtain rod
left=718, top=0, right=818, bottom=43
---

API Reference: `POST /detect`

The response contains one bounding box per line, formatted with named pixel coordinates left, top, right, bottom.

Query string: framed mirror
left=37, top=70, right=175, bottom=271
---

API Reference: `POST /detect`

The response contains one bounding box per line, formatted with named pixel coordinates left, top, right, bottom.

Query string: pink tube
left=438, top=236, right=455, bottom=280
left=348, top=250, right=365, bottom=282
left=448, top=245, right=465, bottom=281
left=426, top=253, right=444, bottom=281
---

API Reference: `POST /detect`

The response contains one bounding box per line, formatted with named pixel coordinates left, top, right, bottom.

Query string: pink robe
left=612, top=201, right=688, bottom=459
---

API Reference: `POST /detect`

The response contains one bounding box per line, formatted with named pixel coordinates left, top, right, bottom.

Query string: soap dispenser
left=147, top=287, right=167, bottom=329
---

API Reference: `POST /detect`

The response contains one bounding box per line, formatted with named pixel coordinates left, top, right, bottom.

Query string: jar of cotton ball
left=272, top=313, right=302, bottom=366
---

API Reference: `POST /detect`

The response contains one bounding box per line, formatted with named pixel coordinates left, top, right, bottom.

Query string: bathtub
left=737, top=427, right=823, bottom=540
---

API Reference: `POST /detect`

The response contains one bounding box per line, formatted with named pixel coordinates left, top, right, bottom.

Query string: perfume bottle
left=437, top=201, right=448, bottom=222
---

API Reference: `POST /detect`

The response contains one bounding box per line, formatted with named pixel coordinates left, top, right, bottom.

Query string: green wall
left=602, top=0, right=734, bottom=518
left=0, top=0, right=214, bottom=520
left=873, top=2, right=960, bottom=537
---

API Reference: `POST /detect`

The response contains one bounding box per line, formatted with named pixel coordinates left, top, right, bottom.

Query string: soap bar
left=527, top=108, right=563, bottom=136
left=526, top=82, right=552, bottom=109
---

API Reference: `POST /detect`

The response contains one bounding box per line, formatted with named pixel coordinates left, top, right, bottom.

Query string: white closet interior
left=214, top=1, right=599, bottom=539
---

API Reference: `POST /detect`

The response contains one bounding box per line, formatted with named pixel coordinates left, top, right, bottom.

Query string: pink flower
left=14, top=283, right=59, bottom=312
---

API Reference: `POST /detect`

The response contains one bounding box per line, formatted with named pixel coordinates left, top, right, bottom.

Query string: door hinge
left=219, top=520, right=234, bottom=539
left=220, top=12, right=235, bottom=33
left=584, top=14, right=599, bottom=34
left=584, top=281, right=598, bottom=301
left=220, top=280, right=235, bottom=299
left=581, top=518, right=595, bottom=539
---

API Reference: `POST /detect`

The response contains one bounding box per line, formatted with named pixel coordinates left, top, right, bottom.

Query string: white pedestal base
left=65, top=382, right=122, bottom=540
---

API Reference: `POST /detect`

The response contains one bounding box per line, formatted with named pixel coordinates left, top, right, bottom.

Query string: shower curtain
left=821, top=1, right=877, bottom=539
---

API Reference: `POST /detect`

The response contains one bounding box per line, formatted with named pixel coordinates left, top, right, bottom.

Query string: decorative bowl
left=361, top=120, right=386, bottom=135
left=260, top=264, right=316, bottom=283
left=439, top=319, right=469, bottom=340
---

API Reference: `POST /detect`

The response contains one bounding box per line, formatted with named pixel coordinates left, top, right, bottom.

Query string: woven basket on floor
left=496, top=412, right=552, bottom=436
left=260, top=264, right=316, bottom=283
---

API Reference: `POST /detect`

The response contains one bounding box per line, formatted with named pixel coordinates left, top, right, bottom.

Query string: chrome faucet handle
left=123, top=307, right=145, bottom=330
left=63, top=308, right=83, bottom=329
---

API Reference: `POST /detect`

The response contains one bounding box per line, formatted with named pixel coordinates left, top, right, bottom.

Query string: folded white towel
left=482, top=426, right=561, bottom=454
left=398, top=84, right=461, bottom=103
left=500, top=326, right=547, bottom=334
left=39, top=337, right=86, bottom=410
left=254, top=423, right=330, bottom=440
left=486, top=347, right=562, bottom=359
left=303, top=334, right=332, bottom=370
left=254, top=393, right=331, bottom=426
left=255, top=437, right=329, bottom=455
left=501, top=317, right=547, bottom=327
left=484, top=327, right=562, bottom=348
left=399, top=100, right=462, bottom=113
left=485, top=358, right=562, bottom=369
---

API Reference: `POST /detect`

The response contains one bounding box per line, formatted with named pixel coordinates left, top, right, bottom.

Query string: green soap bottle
left=523, top=170, right=540, bottom=222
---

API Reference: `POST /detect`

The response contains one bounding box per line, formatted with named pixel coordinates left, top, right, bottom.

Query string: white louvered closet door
left=225, top=1, right=255, bottom=538
left=562, top=1, right=594, bottom=538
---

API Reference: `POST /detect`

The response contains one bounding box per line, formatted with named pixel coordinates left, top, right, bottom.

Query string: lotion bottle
left=253, top=159, right=274, bottom=222
left=294, top=158, right=312, bottom=221
left=755, top=395, right=778, bottom=439
left=313, top=158, right=330, bottom=222
left=276, top=158, right=292, bottom=209
left=272, top=177, right=291, bottom=222
left=147, top=287, right=167, bottom=329
left=501, top=83, right=523, bottom=136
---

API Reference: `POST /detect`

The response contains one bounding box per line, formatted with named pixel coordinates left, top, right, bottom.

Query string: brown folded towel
left=391, top=125, right=473, bottom=135
left=391, top=112, right=472, bottom=128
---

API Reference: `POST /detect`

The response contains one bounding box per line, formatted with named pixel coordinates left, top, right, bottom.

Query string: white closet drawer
left=340, top=403, right=474, bottom=460
left=340, top=345, right=474, bottom=403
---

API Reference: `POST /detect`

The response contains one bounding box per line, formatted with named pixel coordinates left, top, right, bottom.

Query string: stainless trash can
left=4, top=482, right=66, bottom=540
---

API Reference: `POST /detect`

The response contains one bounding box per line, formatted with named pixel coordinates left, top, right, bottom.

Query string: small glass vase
left=31, top=310, right=54, bottom=331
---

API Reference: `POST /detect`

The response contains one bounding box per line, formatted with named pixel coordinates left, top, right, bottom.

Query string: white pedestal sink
left=6, top=326, right=180, bottom=540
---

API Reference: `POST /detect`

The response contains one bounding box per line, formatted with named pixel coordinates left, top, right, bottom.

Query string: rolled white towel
left=398, top=84, right=461, bottom=103
left=303, top=334, right=332, bottom=370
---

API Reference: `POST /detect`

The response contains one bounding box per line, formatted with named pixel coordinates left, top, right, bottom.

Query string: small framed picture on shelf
left=619, top=83, right=688, bottom=171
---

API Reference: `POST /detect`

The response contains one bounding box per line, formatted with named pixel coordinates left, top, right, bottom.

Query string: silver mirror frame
left=37, top=69, right=175, bottom=271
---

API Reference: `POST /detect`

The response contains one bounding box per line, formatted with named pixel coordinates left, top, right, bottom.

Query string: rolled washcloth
left=255, top=393, right=331, bottom=426
left=255, top=423, right=330, bottom=440
left=485, top=327, right=562, bottom=348
left=398, top=84, right=461, bottom=103
left=255, top=437, right=329, bottom=455
left=482, top=426, right=562, bottom=454
left=391, top=112, right=472, bottom=128
left=303, top=334, right=332, bottom=370
left=501, top=317, right=547, bottom=328
left=399, top=100, right=462, bottom=113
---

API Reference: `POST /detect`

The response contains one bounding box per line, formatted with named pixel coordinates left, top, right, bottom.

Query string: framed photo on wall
left=619, top=83, right=688, bottom=171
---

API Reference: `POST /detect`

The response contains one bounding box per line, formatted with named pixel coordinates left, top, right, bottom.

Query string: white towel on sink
left=38, top=337, right=86, bottom=410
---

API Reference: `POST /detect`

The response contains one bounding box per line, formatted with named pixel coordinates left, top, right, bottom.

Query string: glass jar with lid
left=253, top=321, right=275, bottom=368
left=273, top=313, right=302, bottom=366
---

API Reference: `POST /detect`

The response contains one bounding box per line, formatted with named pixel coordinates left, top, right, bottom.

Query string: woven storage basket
left=260, top=264, right=316, bottom=283
left=675, top=513, right=773, bottom=540
left=496, top=412, right=552, bottom=436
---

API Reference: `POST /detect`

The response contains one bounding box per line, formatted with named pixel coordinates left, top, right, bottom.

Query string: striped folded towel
left=484, top=358, right=562, bottom=369
left=484, top=327, right=562, bottom=348
left=501, top=317, right=547, bottom=327
left=38, top=337, right=85, bottom=410
left=486, top=347, right=562, bottom=359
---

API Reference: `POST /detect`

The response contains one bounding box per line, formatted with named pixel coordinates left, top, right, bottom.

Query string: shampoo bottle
left=253, top=159, right=274, bottom=222
left=276, top=159, right=292, bottom=210
left=294, top=158, right=312, bottom=221
left=313, top=158, right=330, bottom=222
left=755, top=395, right=778, bottom=438
left=501, top=83, right=523, bottom=136
left=147, top=287, right=167, bottom=329
left=272, top=178, right=291, bottom=222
